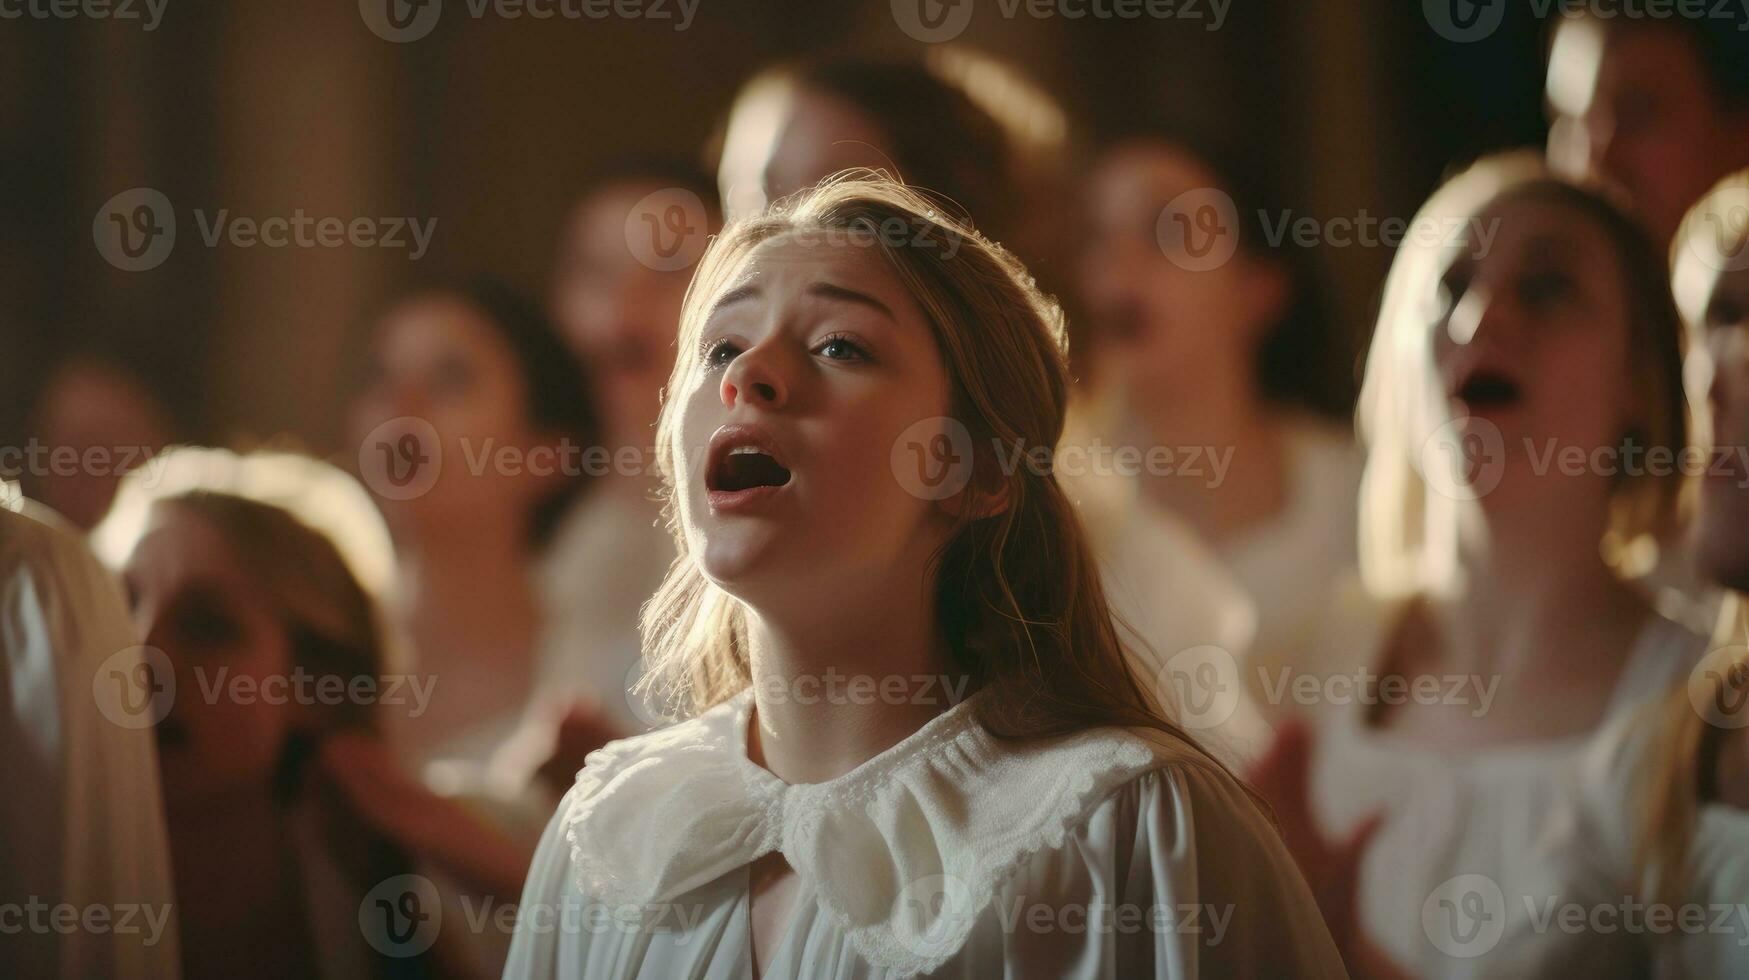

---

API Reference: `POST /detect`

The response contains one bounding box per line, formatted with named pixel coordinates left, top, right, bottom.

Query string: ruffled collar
left=561, top=688, right=1190, bottom=976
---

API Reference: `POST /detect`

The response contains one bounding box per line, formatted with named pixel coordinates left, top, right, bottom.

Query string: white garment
left=1220, top=418, right=1362, bottom=675
left=1311, top=610, right=1706, bottom=978
left=1482, top=704, right=1749, bottom=978
left=532, top=488, right=676, bottom=734
left=1, top=497, right=181, bottom=978
left=504, top=688, right=1345, bottom=979
left=1090, top=494, right=1267, bottom=765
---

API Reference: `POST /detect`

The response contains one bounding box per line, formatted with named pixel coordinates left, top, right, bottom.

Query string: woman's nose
left=720, top=346, right=787, bottom=410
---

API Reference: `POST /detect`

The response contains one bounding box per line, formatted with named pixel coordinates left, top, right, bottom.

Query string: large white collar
left=561, top=688, right=1199, bottom=975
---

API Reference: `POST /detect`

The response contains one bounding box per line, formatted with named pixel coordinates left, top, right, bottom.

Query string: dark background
left=2, top=0, right=1552, bottom=448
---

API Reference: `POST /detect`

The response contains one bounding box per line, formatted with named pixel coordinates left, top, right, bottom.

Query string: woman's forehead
left=707, top=232, right=919, bottom=316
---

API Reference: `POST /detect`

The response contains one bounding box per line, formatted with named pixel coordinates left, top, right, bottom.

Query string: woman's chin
left=698, top=533, right=792, bottom=594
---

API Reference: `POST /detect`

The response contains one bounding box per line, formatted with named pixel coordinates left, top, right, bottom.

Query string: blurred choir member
left=346, top=279, right=595, bottom=787
left=1545, top=9, right=1749, bottom=626
left=1078, top=129, right=1362, bottom=717
left=537, top=161, right=721, bottom=755
left=712, top=49, right=1077, bottom=284
left=18, top=354, right=174, bottom=531
left=90, top=450, right=449, bottom=979
left=1491, top=171, right=1749, bottom=977
left=1, top=490, right=179, bottom=979
left=1252, top=154, right=1706, bottom=977
left=1545, top=8, right=1749, bottom=248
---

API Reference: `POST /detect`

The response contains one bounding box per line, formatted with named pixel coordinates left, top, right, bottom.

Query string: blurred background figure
left=713, top=49, right=1073, bottom=282
left=1, top=490, right=180, bottom=979
left=346, top=279, right=596, bottom=783
left=538, top=160, right=720, bottom=754
left=91, top=449, right=462, bottom=979
left=1252, top=154, right=1703, bottom=977
left=1545, top=8, right=1749, bottom=247
left=1077, top=127, right=1362, bottom=710
left=17, top=354, right=175, bottom=531
left=1485, top=170, right=1749, bottom=978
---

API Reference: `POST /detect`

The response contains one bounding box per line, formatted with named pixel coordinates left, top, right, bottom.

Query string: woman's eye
left=815, top=334, right=870, bottom=362
left=173, top=597, right=242, bottom=650
left=701, top=338, right=740, bottom=367
left=431, top=358, right=474, bottom=397
left=1518, top=271, right=1574, bottom=310
left=1707, top=298, right=1746, bottom=331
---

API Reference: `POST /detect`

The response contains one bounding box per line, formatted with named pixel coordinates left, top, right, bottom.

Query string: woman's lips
left=1451, top=368, right=1524, bottom=417
left=706, top=482, right=788, bottom=514
left=704, top=423, right=793, bottom=514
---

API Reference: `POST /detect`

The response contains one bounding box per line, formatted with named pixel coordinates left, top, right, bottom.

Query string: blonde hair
left=1357, top=151, right=1688, bottom=596
left=1637, top=169, right=1749, bottom=914
left=638, top=174, right=1236, bottom=754
left=93, top=447, right=396, bottom=738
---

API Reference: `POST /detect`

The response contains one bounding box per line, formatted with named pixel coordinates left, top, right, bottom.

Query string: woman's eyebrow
left=709, top=284, right=760, bottom=316
left=806, top=281, right=895, bottom=321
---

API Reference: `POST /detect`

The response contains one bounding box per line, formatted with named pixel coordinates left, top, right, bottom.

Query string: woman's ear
left=1237, top=254, right=1291, bottom=347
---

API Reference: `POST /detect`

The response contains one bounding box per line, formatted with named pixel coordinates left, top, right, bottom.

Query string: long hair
left=1356, top=151, right=1688, bottom=596
left=1636, top=169, right=1749, bottom=915
left=637, top=174, right=1246, bottom=761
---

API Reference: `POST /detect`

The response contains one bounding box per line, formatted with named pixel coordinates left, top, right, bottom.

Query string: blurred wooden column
left=204, top=1, right=408, bottom=449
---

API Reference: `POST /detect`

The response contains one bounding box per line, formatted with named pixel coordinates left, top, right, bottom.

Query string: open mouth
left=1454, top=369, right=1522, bottom=413
left=706, top=425, right=793, bottom=498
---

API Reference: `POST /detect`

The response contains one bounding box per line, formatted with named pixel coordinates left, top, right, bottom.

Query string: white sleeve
left=1, top=506, right=181, bottom=979
left=1002, top=763, right=1347, bottom=979
left=1133, top=765, right=1349, bottom=978
left=501, top=785, right=580, bottom=979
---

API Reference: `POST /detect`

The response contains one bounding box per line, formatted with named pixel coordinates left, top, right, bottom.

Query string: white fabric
left=1310, top=611, right=1707, bottom=978
left=1, top=497, right=181, bottom=978
left=1479, top=705, right=1749, bottom=978
left=533, top=488, right=676, bottom=735
left=505, top=688, right=1345, bottom=978
left=1092, top=495, right=1269, bottom=766
left=1219, top=417, right=1363, bottom=685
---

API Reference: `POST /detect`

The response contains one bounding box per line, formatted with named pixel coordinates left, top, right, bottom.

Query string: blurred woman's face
left=550, top=182, right=696, bottom=448
left=348, top=294, right=550, bottom=529
left=1080, top=143, right=1284, bottom=402
left=719, top=85, right=891, bottom=217
left=1425, top=197, right=1638, bottom=505
left=1689, top=260, right=1749, bottom=589
left=124, top=502, right=296, bottom=808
